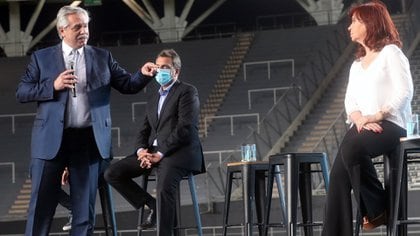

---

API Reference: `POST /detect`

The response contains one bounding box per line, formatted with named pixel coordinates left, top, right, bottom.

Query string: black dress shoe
left=140, top=208, right=156, bottom=229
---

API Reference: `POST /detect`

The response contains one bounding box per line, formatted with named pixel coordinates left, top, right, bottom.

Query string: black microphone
left=69, top=61, right=76, bottom=97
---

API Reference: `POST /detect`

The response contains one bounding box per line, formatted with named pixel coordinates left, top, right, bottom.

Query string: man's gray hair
left=158, top=49, right=182, bottom=69
left=56, top=6, right=90, bottom=39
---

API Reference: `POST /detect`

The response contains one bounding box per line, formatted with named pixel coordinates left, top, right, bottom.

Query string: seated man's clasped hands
left=138, top=148, right=160, bottom=169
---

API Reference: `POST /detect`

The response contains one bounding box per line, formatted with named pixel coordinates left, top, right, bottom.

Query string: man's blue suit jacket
left=16, top=44, right=150, bottom=160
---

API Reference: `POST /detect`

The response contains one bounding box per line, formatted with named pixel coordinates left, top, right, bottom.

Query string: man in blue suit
left=16, top=5, right=152, bottom=235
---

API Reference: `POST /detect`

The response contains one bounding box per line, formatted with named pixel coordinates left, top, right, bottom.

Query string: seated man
left=105, top=49, right=205, bottom=235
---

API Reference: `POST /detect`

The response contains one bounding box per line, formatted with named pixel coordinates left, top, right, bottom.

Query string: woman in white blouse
left=321, top=1, right=413, bottom=236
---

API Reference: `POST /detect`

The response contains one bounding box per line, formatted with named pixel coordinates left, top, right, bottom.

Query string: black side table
left=264, top=152, right=330, bottom=236
left=222, top=161, right=269, bottom=236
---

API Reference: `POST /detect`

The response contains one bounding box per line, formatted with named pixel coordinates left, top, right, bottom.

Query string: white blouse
left=345, top=44, right=413, bottom=129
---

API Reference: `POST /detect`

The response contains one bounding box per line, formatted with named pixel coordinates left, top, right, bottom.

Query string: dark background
left=0, top=0, right=404, bottom=49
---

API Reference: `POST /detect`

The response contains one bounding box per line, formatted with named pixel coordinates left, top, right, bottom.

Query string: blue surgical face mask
left=155, top=69, right=173, bottom=86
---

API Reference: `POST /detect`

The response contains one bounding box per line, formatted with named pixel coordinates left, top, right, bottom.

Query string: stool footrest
left=265, top=222, right=323, bottom=228
left=297, top=222, right=324, bottom=227
left=136, top=227, right=156, bottom=231
left=225, top=223, right=265, bottom=227
left=174, top=226, right=201, bottom=230
left=224, top=223, right=245, bottom=228
left=264, top=223, right=286, bottom=228
left=398, top=219, right=420, bottom=225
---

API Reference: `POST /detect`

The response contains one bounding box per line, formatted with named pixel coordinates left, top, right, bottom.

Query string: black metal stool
left=264, top=152, right=330, bottom=236
left=136, top=172, right=203, bottom=236
left=222, top=161, right=269, bottom=236
left=388, top=137, right=420, bottom=236
left=354, top=137, right=420, bottom=236
left=97, top=176, right=117, bottom=236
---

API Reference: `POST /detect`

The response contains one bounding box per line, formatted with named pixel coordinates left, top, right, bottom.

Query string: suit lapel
left=54, top=44, right=66, bottom=72
left=149, top=91, right=161, bottom=129
left=158, top=81, right=179, bottom=121
left=53, top=44, right=70, bottom=102
left=83, top=46, right=94, bottom=90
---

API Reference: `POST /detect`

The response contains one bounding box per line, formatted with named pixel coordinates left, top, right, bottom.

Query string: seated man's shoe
left=140, top=208, right=156, bottom=229
left=363, top=211, right=387, bottom=230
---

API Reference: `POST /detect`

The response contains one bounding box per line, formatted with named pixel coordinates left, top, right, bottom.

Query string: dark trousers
left=25, top=127, right=103, bottom=236
left=104, top=153, right=189, bottom=236
left=321, top=121, right=405, bottom=236
left=58, top=189, right=71, bottom=211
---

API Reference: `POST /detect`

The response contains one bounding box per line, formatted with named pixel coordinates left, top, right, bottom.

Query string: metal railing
left=203, top=149, right=240, bottom=164
left=204, top=113, right=260, bottom=137
left=248, top=86, right=302, bottom=109
left=111, top=127, right=121, bottom=148
left=236, top=19, right=351, bottom=160
left=0, top=161, right=16, bottom=183
left=0, top=112, right=121, bottom=148
left=0, top=113, right=36, bottom=134
left=202, top=150, right=242, bottom=199
left=311, top=109, right=348, bottom=164
left=256, top=12, right=317, bottom=30
left=399, top=1, right=420, bottom=55
left=255, top=9, right=344, bottom=30
left=243, top=59, right=295, bottom=81
left=197, top=21, right=352, bottom=204
left=131, top=102, right=147, bottom=122
left=184, top=22, right=237, bottom=40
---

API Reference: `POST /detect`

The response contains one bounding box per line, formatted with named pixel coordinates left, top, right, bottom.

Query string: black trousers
left=58, top=188, right=71, bottom=211
left=104, top=153, right=189, bottom=236
left=321, top=120, right=405, bottom=236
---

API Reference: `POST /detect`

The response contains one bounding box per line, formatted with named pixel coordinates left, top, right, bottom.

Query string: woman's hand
left=361, top=122, right=383, bottom=133
left=355, top=116, right=383, bottom=133
left=355, top=116, right=368, bottom=132
left=351, top=110, right=386, bottom=133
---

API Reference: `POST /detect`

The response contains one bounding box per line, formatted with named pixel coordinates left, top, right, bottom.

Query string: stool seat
left=264, top=152, right=330, bottom=236
left=223, top=161, right=269, bottom=236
